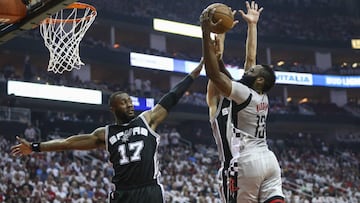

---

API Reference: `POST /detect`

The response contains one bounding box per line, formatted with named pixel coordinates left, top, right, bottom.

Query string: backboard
left=0, top=0, right=76, bottom=45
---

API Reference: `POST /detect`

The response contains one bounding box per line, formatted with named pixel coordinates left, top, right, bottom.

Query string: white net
left=40, top=3, right=97, bottom=74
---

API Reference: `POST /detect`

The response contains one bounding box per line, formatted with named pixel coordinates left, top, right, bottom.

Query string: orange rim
left=41, top=2, right=97, bottom=24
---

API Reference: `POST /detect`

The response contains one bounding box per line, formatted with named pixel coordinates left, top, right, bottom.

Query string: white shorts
left=229, top=149, right=284, bottom=203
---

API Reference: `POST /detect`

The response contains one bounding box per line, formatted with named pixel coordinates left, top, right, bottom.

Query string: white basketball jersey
left=229, top=81, right=269, bottom=152
left=228, top=82, right=285, bottom=202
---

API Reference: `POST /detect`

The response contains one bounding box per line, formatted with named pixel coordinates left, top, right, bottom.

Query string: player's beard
left=115, top=110, right=135, bottom=123
left=239, top=74, right=257, bottom=88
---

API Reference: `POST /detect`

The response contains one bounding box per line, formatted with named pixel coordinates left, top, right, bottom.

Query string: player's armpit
left=228, top=81, right=252, bottom=104
left=92, top=127, right=106, bottom=148
left=142, top=105, right=168, bottom=131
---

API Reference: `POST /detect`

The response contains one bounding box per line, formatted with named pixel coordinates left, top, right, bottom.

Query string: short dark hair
left=259, top=65, right=276, bottom=92
left=108, top=91, right=126, bottom=106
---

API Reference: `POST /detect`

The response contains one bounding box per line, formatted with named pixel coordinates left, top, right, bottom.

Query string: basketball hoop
left=40, top=2, right=97, bottom=74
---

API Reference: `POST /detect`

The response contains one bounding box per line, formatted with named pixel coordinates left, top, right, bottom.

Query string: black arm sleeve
left=158, top=75, right=194, bottom=112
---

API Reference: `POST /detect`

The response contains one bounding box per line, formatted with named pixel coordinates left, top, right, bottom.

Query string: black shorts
left=109, top=183, right=164, bottom=203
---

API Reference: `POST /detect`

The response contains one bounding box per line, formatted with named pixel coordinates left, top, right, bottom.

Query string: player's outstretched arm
left=11, top=127, right=106, bottom=156
left=213, top=33, right=233, bottom=79
left=201, top=9, right=233, bottom=97
left=143, top=59, right=204, bottom=131
left=206, top=80, right=221, bottom=119
left=206, top=33, right=234, bottom=119
left=239, top=1, right=263, bottom=70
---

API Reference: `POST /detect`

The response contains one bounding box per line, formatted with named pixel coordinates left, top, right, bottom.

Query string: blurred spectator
left=3, top=94, right=17, bottom=107
left=23, top=55, right=34, bottom=82
left=169, top=128, right=181, bottom=147
left=143, top=79, right=151, bottom=97
left=24, top=123, right=38, bottom=142
left=0, top=71, right=5, bottom=82
left=158, top=128, right=170, bottom=149
left=3, top=64, right=16, bottom=80
left=134, top=77, right=142, bottom=96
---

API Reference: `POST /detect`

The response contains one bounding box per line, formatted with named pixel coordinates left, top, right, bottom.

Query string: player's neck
left=253, top=85, right=263, bottom=94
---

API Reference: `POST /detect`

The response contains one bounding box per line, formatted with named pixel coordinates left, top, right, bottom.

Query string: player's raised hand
left=229, top=7, right=239, bottom=29
left=190, top=58, right=204, bottom=78
left=200, top=8, right=221, bottom=33
left=11, top=136, right=32, bottom=156
left=239, top=1, right=263, bottom=24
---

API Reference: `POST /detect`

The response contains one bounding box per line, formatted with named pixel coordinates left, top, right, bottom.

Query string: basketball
left=206, top=3, right=234, bottom=34
left=0, top=0, right=27, bottom=23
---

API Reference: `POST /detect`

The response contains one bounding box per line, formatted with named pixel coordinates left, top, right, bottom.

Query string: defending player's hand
left=11, top=136, right=32, bottom=156
left=190, top=58, right=204, bottom=78
left=239, top=1, right=263, bottom=24
left=229, top=7, right=239, bottom=29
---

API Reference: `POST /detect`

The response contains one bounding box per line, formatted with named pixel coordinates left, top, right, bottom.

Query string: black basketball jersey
left=210, top=96, right=233, bottom=169
left=105, top=114, right=161, bottom=189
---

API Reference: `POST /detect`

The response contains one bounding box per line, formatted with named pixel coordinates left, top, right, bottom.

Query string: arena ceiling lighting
left=7, top=81, right=102, bottom=105
left=153, top=18, right=202, bottom=38
left=351, top=39, right=360, bottom=49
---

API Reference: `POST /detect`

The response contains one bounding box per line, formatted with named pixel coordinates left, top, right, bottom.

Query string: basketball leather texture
left=208, top=3, right=234, bottom=34
left=0, top=0, right=27, bottom=23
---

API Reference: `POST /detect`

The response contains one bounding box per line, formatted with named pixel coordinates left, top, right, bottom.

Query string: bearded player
left=202, top=1, right=285, bottom=202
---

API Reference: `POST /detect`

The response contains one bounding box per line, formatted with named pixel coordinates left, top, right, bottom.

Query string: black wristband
left=31, top=142, right=41, bottom=152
